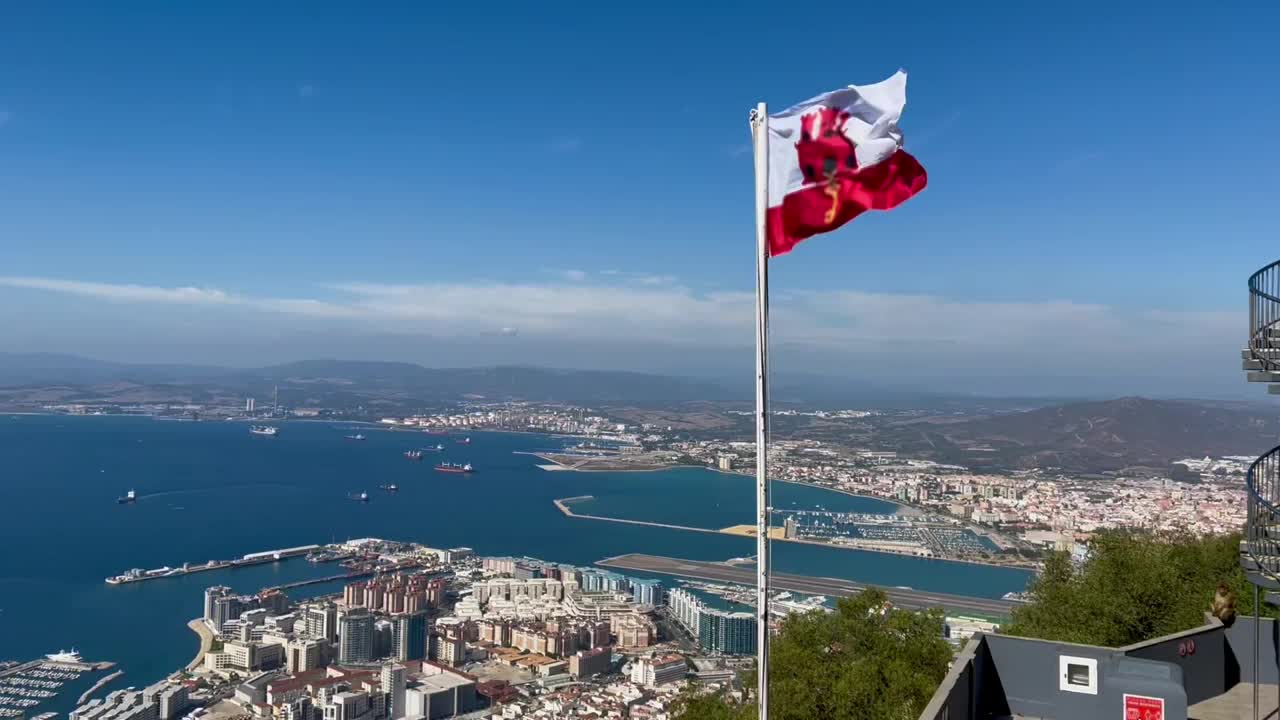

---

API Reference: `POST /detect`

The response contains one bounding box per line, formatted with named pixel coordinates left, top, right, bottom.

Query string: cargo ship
left=434, top=462, right=474, bottom=474
left=404, top=450, right=423, bottom=461
left=250, top=425, right=279, bottom=437
left=117, top=490, right=137, bottom=504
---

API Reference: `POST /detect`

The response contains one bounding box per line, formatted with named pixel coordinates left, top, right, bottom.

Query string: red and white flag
left=766, top=71, right=927, bottom=256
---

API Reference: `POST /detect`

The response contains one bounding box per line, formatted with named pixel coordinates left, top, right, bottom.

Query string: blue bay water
left=0, top=415, right=1031, bottom=703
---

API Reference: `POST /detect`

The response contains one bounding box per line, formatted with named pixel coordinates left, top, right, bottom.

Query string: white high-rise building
left=246, top=398, right=256, bottom=413
left=304, top=602, right=338, bottom=642
left=381, top=664, right=406, bottom=720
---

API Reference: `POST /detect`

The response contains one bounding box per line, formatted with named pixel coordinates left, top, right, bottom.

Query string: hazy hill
left=238, top=359, right=740, bottom=405
left=0, top=354, right=738, bottom=407
left=0, top=353, right=229, bottom=385
left=882, top=397, right=1280, bottom=472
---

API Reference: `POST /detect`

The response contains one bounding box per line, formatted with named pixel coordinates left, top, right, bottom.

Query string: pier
left=554, top=497, right=1035, bottom=568
left=78, top=671, right=123, bottom=704
left=597, top=553, right=1019, bottom=618
left=261, top=569, right=377, bottom=593
left=553, top=497, right=725, bottom=535
left=105, top=544, right=323, bottom=585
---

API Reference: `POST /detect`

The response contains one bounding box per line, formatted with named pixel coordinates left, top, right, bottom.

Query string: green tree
left=676, top=589, right=952, bottom=720
left=671, top=692, right=753, bottom=720
left=1004, top=530, right=1266, bottom=646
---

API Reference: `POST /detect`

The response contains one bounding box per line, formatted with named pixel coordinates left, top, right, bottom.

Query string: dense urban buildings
left=82, top=540, right=763, bottom=720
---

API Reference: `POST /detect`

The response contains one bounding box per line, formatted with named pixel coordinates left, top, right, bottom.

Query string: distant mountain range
left=0, top=353, right=741, bottom=407
left=3, top=354, right=1275, bottom=471
left=0, top=353, right=1077, bottom=411
left=878, top=397, right=1280, bottom=472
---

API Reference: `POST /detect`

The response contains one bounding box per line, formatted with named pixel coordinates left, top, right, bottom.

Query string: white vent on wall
left=1059, top=655, right=1098, bottom=695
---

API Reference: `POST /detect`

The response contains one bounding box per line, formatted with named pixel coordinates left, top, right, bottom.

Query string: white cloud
left=0, top=275, right=1239, bottom=382
left=0, top=276, right=355, bottom=318
left=0, top=276, right=236, bottom=305
left=560, top=269, right=588, bottom=282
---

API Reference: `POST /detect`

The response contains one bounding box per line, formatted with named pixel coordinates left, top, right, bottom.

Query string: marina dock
left=597, top=553, right=1019, bottom=618
left=0, top=656, right=115, bottom=719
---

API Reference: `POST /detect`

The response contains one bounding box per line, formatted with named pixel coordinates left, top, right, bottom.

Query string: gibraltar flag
left=766, top=71, right=927, bottom=256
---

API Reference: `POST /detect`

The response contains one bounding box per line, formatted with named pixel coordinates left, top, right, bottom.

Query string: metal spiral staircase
left=1239, top=261, right=1280, bottom=720
left=1242, top=261, right=1280, bottom=593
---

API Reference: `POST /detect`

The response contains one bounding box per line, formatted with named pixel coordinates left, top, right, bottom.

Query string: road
left=597, top=553, right=1019, bottom=618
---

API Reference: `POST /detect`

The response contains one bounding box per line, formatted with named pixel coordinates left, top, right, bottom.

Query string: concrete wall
left=1225, top=615, right=1280, bottom=685
left=982, top=635, right=1114, bottom=719
left=919, top=638, right=980, bottom=720
left=1120, top=620, right=1226, bottom=705
left=920, top=619, right=1242, bottom=719
left=981, top=635, right=1187, bottom=720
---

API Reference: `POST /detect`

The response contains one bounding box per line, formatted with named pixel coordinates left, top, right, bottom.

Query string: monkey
left=1212, top=583, right=1237, bottom=627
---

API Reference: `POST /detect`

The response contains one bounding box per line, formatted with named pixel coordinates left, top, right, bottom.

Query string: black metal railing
left=1248, top=261, right=1280, bottom=372
left=1246, top=444, right=1280, bottom=579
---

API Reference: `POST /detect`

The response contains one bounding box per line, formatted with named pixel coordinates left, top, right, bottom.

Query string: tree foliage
left=675, top=588, right=952, bottom=720
left=1004, top=530, right=1267, bottom=646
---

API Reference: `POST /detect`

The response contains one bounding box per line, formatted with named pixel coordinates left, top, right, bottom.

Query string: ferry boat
left=117, top=489, right=137, bottom=504
left=404, top=449, right=424, bottom=461
left=434, top=462, right=474, bottom=474
left=345, top=434, right=366, bottom=441
left=250, top=425, right=279, bottom=437
left=45, top=649, right=82, bottom=664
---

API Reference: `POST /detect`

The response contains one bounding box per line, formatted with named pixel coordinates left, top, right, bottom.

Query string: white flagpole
left=749, top=101, right=771, bottom=720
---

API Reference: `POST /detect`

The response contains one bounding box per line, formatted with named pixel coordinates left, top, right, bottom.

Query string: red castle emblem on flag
left=796, top=107, right=858, bottom=223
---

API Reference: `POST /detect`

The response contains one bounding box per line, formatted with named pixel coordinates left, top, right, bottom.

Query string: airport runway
left=597, top=553, right=1019, bottom=617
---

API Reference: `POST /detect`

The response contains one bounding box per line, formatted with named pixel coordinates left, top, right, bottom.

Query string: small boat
left=421, top=444, right=445, bottom=452
left=353, top=491, right=370, bottom=502
left=345, top=434, right=366, bottom=441
left=456, top=437, right=471, bottom=445
left=380, top=484, right=399, bottom=493
left=434, top=462, right=474, bottom=474
left=117, top=490, right=137, bottom=504
left=250, top=425, right=279, bottom=437
left=404, top=450, right=423, bottom=461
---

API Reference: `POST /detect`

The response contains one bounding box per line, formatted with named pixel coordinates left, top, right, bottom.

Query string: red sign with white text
left=1124, top=694, right=1164, bottom=720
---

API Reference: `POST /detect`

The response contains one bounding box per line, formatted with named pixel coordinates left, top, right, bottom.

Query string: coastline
left=535, top=454, right=915, bottom=515
left=554, top=496, right=1037, bottom=570
left=184, top=619, right=214, bottom=673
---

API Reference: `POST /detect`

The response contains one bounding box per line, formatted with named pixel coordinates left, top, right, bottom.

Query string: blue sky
left=1, top=1, right=1277, bottom=397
